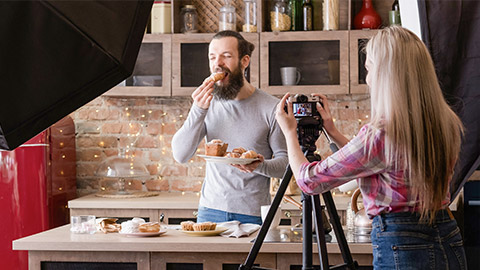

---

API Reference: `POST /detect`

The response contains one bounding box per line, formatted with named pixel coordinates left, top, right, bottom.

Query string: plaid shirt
left=296, top=124, right=449, bottom=218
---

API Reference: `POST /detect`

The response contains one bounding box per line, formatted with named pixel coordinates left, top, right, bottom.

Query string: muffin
left=193, top=222, right=217, bottom=231
left=205, top=139, right=228, bottom=156
left=180, top=221, right=195, bottom=231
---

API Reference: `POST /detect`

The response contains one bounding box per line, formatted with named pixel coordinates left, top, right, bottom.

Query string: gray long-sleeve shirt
left=172, top=89, right=288, bottom=216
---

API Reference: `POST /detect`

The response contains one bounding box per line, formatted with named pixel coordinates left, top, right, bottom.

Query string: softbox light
left=0, top=0, right=153, bottom=150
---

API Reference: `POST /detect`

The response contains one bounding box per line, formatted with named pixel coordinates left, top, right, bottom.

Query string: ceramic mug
left=280, top=67, right=301, bottom=86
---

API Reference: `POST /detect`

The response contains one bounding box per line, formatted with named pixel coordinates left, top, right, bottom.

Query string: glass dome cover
left=95, top=154, right=149, bottom=178
left=95, top=150, right=150, bottom=195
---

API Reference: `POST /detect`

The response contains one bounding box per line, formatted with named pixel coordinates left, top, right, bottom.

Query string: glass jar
left=302, top=0, right=313, bottom=31
left=180, top=5, right=198, bottom=33
left=323, top=0, right=339, bottom=30
left=219, top=0, right=236, bottom=31
left=270, top=0, right=291, bottom=32
left=243, top=0, right=257, bottom=32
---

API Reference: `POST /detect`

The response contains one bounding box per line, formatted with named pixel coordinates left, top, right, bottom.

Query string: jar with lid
left=270, top=0, right=291, bottom=32
left=219, top=0, right=236, bottom=31
left=243, top=0, right=257, bottom=32
left=180, top=5, right=198, bottom=33
left=323, top=0, right=339, bottom=30
left=151, top=1, right=171, bottom=34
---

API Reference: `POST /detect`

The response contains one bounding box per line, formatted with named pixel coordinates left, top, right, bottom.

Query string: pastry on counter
left=180, top=221, right=195, bottom=231
left=139, top=222, right=161, bottom=233
left=192, top=222, right=217, bottom=231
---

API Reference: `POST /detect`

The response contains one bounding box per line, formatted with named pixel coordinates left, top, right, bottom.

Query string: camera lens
left=297, top=94, right=308, bottom=103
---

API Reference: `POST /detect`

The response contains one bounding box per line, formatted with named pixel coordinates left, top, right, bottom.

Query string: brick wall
left=71, top=94, right=370, bottom=197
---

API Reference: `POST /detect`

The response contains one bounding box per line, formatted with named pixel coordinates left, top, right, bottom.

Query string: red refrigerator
left=0, top=116, right=77, bottom=270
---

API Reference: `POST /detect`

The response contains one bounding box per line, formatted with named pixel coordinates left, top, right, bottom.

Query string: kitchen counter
left=68, top=192, right=353, bottom=226
left=13, top=224, right=373, bottom=270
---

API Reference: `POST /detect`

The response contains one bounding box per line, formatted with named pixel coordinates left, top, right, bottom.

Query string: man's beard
left=212, top=63, right=244, bottom=100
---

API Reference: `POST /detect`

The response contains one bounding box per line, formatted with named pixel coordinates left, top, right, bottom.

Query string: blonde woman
left=275, top=26, right=466, bottom=269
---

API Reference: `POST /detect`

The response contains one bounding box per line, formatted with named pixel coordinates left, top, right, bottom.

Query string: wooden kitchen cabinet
left=99, top=0, right=397, bottom=97
left=349, top=29, right=379, bottom=94
left=260, top=31, right=349, bottom=95
left=104, top=34, right=171, bottom=97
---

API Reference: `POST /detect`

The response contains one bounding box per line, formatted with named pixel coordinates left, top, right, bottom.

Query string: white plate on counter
left=180, top=227, right=228, bottom=236
left=197, top=155, right=260, bottom=165
left=119, top=229, right=167, bottom=237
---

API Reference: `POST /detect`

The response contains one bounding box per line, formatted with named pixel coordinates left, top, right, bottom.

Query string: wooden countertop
left=68, top=192, right=352, bottom=211
left=13, top=225, right=373, bottom=255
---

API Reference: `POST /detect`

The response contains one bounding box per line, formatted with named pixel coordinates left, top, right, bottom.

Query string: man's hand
left=230, top=154, right=265, bottom=173
left=191, top=78, right=215, bottom=110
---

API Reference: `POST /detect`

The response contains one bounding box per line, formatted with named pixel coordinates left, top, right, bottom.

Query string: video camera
left=285, top=94, right=323, bottom=153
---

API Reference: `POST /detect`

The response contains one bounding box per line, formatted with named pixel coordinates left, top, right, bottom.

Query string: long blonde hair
left=365, top=26, right=464, bottom=222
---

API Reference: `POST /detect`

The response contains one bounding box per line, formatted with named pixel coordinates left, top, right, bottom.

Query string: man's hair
left=212, top=30, right=255, bottom=58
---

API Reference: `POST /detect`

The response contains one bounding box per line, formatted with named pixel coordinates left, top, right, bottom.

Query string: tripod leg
left=312, top=195, right=329, bottom=270
left=323, top=192, right=358, bottom=270
left=239, top=165, right=293, bottom=270
left=302, top=193, right=313, bottom=269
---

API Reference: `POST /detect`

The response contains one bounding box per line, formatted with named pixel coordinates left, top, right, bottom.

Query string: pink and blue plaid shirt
left=296, top=124, right=450, bottom=218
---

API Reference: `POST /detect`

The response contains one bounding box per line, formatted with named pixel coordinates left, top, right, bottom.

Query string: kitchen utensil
left=351, top=188, right=372, bottom=235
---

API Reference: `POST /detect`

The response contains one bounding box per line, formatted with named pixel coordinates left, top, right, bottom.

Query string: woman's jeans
left=197, top=206, right=262, bottom=225
left=371, top=210, right=467, bottom=270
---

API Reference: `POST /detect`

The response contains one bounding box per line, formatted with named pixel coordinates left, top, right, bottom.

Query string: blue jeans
left=196, top=206, right=262, bottom=225
left=371, top=210, right=467, bottom=270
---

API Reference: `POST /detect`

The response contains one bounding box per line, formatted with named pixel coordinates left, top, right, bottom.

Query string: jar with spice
left=151, top=1, right=171, bottom=34
left=243, top=0, right=257, bottom=32
left=271, top=0, right=291, bottom=32
left=180, top=5, right=198, bottom=33
left=219, top=0, right=236, bottom=31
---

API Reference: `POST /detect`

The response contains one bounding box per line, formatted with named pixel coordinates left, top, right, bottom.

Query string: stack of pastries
left=205, top=139, right=258, bottom=159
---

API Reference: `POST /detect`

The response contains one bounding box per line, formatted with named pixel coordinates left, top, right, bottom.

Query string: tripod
left=239, top=130, right=359, bottom=270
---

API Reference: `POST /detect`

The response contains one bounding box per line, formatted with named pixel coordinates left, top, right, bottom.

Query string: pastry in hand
left=209, top=72, right=225, bottom=82
left=241, top=150, right=258, bottom=159
left=225, top=152, right=241, bottom=158
left=232, top=147, right=247, bottom=155
left=139, top=222, right=161, bottom=233
left=205, top=139, right=228, bottom=156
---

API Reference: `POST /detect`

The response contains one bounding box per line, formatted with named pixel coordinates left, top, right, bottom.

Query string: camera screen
left=293, top=103, right=313, bottom=117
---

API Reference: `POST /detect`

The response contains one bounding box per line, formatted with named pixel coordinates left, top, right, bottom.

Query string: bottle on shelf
left=219, top=0, right=237, bottom=31
left=242, top=0, right=257, bottom=32
left=151, top=0, right=171, bottom=34
left=389, top=0, right=402, bottom=26
left=289, top=0, right=302, bottom=31
left=302, top=0, right=313, bottom=31
left=180, top=5, right=198, bottom=33
left=353, top=0, right=382, bottom=30
left=322, top=0, right=339, bottom=31
left=271, top=0, right=291, bottom=32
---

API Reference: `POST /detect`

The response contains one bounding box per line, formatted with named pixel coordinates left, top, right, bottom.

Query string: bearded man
left=172, top=31, right=288, bottom=224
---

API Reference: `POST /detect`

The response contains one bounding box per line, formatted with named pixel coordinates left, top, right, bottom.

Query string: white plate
left=119, top=229, right=167, bottom=237
left=180, top=227, right=228, bottom=236
left=198, top=155, right=260, bottom=165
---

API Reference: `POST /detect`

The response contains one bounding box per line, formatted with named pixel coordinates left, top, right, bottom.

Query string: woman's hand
left=191, top=78, right=215, bottom=110
left=312, top=93, right=336, bottom=134
left=275, top=93, right=298, bottom=138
